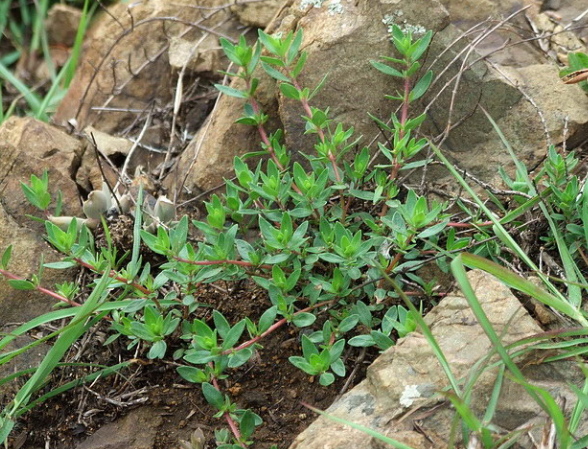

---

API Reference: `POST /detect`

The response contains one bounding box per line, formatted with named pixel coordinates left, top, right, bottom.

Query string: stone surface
left=0, top=204, right=75, bottom=325
left=77, top=126, right=133, bottom=191
left=45, top=4, right=83, bottom=46
left=231, top=0, right=285, bottom=28
left=53, top=0, right=242, bottom=134
left=0, top=117, right=83, bottom=226
left=168, top=35, right=226, bottom=73
left=75, top=407, right=163, bottom=449
left=289, top=270, right=588, bottom=448
left=438, top=0, right=535, bottom=23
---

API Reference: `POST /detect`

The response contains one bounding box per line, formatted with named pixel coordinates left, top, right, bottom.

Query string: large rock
left=0, top=204, right=76, bottom=324
left=53, top=0, right=244, bottom=135
left=424, top=27, right=588, bottom=187
left=290, top=270, right=588, bottom=448
left=46, top=3, right=83, bottom=46
left=0, top=117, right=83, bottom=226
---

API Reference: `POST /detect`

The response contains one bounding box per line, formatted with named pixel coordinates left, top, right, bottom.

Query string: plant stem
left=223, top=299, right=337, bottom=355
left=380, top=75, right=412, bottom=218
left=73, top=258, right=153, bottom=296
left=209, top=365, right=246, bottom=448
left=0, top=267, right=81, bottom=307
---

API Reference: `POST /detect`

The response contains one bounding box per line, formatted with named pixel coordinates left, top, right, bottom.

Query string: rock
left=231, top=0, right=285, bottom=28
left=77, top=127, right=133, bottom=192
left=0, top=204, right=76, bottom=325
left=438, top=0, right=535, bottom=24
left=46, top=4, right=83, bottom=46
left=168, top=35, right=225, bottom=74
left=0, top=117, right=83, bottom=227
left=53, top=0, right=242, bottom=135
left=289, top=270, right=588, bottom=448
left=0, top=118, right=79, bottom=408
left=75, top=407, right=163, bottom=449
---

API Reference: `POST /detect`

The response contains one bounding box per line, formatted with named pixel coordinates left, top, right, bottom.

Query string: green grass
left=0, top=0, right=95, bottom=124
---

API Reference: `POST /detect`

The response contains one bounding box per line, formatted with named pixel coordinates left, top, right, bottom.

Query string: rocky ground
left=1, top=0, right=588, bottom=448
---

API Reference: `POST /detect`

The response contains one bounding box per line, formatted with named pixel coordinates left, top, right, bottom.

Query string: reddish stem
left=399, top=77, right=411, bottom=140
left=0, top=267, right=81, bottom=307
left=223, top=299, right=337, bottom=355
left=74, top=258, right=152, bottom=296
left=210, top=366, right=246, bottom=448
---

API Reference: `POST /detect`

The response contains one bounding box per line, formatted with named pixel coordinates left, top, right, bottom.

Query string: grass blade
left=460, top=252, right=587, bottom=326
left=303, top=403, right=416, bottom=449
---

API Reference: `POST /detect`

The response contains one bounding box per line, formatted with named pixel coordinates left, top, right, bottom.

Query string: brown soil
left=12, top=281, right=375, bottom=449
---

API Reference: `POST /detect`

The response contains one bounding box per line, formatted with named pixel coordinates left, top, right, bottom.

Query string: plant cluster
left=1, top=25, right=446, bottom=447
left=5, top=21, right=588, bottom=449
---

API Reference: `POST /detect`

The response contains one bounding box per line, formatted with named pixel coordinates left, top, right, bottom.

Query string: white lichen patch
left=383, top=12, right=427, bottom=37
left=300, top=0, right=324, bottom=9
left=328, top=0, right=344, bottom=15
left=300, top=0, right=345, bottom=15
left=399, top=384, right=421, bottom=408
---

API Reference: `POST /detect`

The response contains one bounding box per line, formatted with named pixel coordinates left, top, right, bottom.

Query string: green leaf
left=348, top=335, right=375, bottom=347
left=223, top=320, right=246, bottom=350
left=213, top=311, right=231, bottom=339
left=280, top=83, right=300, bottom=100
left=410, top=31, right=433, bottom=61
left=214, top=84, right=248, bottom=99
left=261, top=63, right=290, bottom=82
left=258, top=306, right=277, bottom=334
left=460, top=252, right=585, bottom=323
left=228, top=348, right=253, bottom=368
left=319, top=372, right=335, bottom=386
left=1, top=245, right=12, bottom=269
left=287, top=29, right=303, bottom=66
left=289, top=356, right=316, bottom=375
left=408, top=70, right=433, bottom=102
left=371, top=331, right=394, bottom=350
left=177, top=366, right=207, bottom=384
left=371, top=61, right=404, bottom=78
left=418, top=220, right=447, bottom=239
left=338, top=315, right=359, bottom=333
left=292, top=51, right=308, bottom=78
left=239, top=410, right=256, bottom=440
left=43, top=261, right=76, bottom=269
left=148, top=340, right=167, bottom=359
left=292, top=312, right=317, bottom=327
left=202, top=383, right=224, bottom=410
left=8, top=280, right=35, bottom=290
